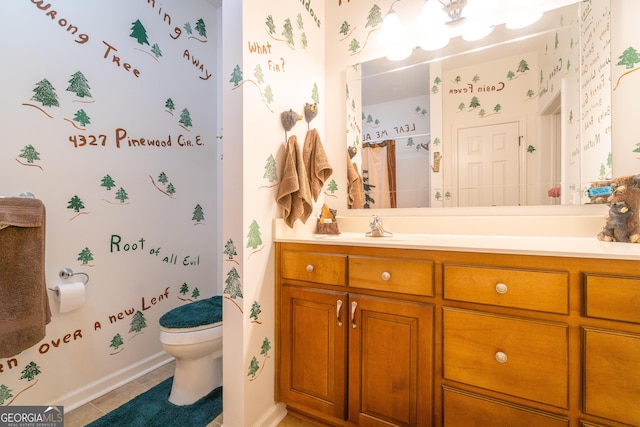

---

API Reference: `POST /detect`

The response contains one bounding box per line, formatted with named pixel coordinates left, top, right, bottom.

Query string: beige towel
left=347, top=153, right=365, bottom=209
left=0, top=197, right=51, bottom=358
left=303, top=128, right=333, bottom=201
left=276, top=136, right=313, bottom=227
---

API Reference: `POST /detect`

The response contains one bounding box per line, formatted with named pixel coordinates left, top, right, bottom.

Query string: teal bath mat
left=86, top=378, right=222, bottom=427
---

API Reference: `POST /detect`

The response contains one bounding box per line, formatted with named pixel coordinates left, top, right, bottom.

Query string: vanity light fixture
left=379, top=0, right=575, bottom=60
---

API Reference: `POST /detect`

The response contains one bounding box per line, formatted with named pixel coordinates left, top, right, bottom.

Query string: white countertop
left=273, top=212, right=640, bottom=261
left=276, top=231, right=640, bottom=260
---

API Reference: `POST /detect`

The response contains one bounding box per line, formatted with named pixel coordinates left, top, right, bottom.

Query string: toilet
left=159, top=295, right=222, bottom=405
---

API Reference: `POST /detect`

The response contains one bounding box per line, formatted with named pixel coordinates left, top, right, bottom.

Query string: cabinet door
left=348, top=294, right=433, bottom=426
left=279, top=285, right=348, bottom=420
left=583, top=327, right=640, bottom=426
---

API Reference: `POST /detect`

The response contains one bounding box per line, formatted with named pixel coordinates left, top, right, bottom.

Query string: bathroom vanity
left=274, top=229, right=640, bottom=427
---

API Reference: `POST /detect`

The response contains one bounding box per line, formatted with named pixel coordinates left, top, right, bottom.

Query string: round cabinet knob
left=306, top=264, right=314, bottom=273
left=495, top=351, right=508, bottom=363
left=495, top=282, right=508, bottom=294
left=381, top=271, right=391, bottom=281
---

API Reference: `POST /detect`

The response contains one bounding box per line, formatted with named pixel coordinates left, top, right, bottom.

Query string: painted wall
left=221, top=0, right=327, bottom=425
left=0, top=0, right=220, bottom=410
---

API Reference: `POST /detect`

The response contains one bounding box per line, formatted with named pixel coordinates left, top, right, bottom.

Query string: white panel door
left=457, top=122, right=520, bottom=207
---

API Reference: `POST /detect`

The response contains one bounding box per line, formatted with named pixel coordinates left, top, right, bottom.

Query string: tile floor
left=64, top=361, right=315, bottom=426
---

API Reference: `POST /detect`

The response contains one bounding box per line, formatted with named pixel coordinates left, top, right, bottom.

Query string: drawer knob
left=495, top=351, right=508, bottom=363
left=495, top=282, right=508, bottom=294
left=381, top=271, right=391, bottom=281
left=306, top=264, right=314, bottom=273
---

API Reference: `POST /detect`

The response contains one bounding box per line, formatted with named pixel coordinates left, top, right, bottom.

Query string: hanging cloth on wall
left=347, top=151, right=365, bottom=209
left=362, top=140, right=397, bottom=208
left=0, top=197, right=51, bottom=358
left=302, top=128, right=333, bottom=201
left=276, top=135, right=313, bottom=228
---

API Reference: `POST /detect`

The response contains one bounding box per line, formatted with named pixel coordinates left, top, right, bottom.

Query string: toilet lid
left=159, top=295, right=222, bottom=329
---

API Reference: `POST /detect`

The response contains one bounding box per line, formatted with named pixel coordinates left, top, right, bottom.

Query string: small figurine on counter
left=596, top=173, right=640, bottom=243
left=316, top=203, right=339, bottom=234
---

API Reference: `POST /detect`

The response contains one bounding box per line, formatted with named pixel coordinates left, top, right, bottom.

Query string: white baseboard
left=249, top=402, right=287, bottom=427
left=56, top=351, right=174, bottom=411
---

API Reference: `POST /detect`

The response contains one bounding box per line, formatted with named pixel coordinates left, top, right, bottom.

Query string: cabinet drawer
left=443, top=308, right=568, bottom=408
left=584, top=273, right=640, bottom=324
left=281, top=250, right=346, bottom=286
left=583, top=327, right=640, bottom=426
left=443, top=387, right=568, bottom=427
left=443, top=264, right=569, bottom=314
left=349, top=256, right=433, bottom=296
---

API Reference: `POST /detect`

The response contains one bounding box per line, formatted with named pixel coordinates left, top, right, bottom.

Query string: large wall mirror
left=346, top=0, right=612, bottom=209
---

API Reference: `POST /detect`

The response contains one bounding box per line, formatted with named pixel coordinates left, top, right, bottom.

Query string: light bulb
left=379, top=10, right=405, bottom=45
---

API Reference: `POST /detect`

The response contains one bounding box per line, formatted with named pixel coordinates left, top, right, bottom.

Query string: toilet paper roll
left=55, top=281, right=86, bottom=313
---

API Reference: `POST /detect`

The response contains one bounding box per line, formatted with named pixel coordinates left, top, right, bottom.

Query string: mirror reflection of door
left=456, top=121, right=520, bottom=207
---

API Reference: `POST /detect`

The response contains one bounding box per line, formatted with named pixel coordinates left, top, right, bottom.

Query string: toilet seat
left=159, top=295, right=222, bottom=330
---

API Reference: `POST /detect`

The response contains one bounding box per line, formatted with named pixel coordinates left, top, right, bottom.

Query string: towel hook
left=59, top=268, right=90, bottom=285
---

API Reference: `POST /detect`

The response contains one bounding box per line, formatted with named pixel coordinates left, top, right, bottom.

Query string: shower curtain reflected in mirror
left=362, top=139, right=397, bottom=208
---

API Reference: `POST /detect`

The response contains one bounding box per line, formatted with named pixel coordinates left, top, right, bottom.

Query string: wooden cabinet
left=348, top=294, right=433, bottom=426
left=279, top=285, right=347, bottom=419
left=276, top=244, right=433, bottom=426
left=275, top=242, right=640, bottom=427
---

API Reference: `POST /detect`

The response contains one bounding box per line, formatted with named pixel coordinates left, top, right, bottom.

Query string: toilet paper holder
left=58, top=268, right=89, bottom=284
left=48, top=268, right=89, bottom=295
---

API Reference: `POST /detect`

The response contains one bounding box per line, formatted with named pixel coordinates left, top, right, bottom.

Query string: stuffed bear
left=597, top=174, right=640, bottom=242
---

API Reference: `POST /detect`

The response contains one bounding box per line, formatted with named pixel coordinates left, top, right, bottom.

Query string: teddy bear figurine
left=597, top=173, right=640, bottom=243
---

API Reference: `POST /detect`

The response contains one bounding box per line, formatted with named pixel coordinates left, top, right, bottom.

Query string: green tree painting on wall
left=165, top=98, right=175, bottom=113
left=263, top=154, right=278, bottom=182
left=31, top=79, right=59, bottom=107
left=191, top=288, right=200, bottom=299
left=366, top=4, right=383, bottom=27
left=614, top=46, right=640, bottom=90
left=184, top=22, right=193, bottom=34
left=247, top=356, right=259, bottom=378
left=73, top=109, right=91, bottom=126
left=0, top=384, right=13, bottom=405
left=180, top=282, right=189, bottom=295
left=101, top=174, right=116, bottom=190
left=223, top=239, right=238, bottom=261
left=327, top=179, right=338, bottom=194
left=339, top=21, right=351, bottom=36
left=617, top=47, right=640, bottom=69
left=151, top=43, right=162, bottom=58
left=247, top=220, right=262, bottom=250
left=115, top=187, right=129, bottom=203
left=77, top=247, right=94, bottom=265
left=18, top=145, right=40, bottom=164
left=224, top=267, right=243, bottom=312
left=110, top=334, right=124, bottom=350
left=66, top=71, right=92, bottom=98
left=250, top=301, right=262, bottom=323
left=282, top=18, right=294, bottom=47
left=67, top=195, right=85, bottom=213
left=130, top=20, right=149, bottom=45
left=224, top=267, right=243, bottom=299
left=179, top=108, right=193, bottom=128
left=20, top=362, right=41, bottom=382
left=195, top=18, right=207, bottom=38
left=265, top=15, right=276, bottom=34
left=192, top=204, right=205, bottom=223
left=129, top=311, right=147, bottom=334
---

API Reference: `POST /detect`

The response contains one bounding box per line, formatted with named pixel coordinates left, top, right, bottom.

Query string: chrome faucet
left=366, top=215, right=393, bottom=237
